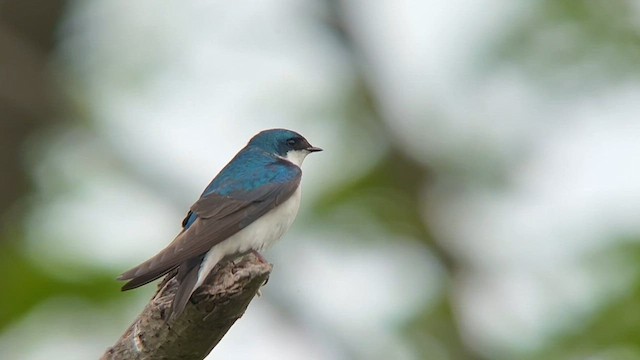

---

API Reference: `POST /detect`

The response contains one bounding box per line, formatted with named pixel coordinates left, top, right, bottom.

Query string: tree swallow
left=118, top=128, right=322, bottom=319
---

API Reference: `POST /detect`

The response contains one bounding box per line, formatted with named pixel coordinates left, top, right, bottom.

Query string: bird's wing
left=119, top=165, right=301, bottom=290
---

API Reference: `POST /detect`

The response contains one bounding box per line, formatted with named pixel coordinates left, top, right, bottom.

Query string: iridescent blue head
left=248, top=128, right=322, bottom=166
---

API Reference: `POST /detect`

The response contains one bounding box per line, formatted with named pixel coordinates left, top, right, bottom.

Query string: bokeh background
left=2, top=1, right=640, bottom=359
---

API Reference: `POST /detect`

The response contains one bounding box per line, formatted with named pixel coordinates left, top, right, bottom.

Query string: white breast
left=195, top=186, right=302, bottom=288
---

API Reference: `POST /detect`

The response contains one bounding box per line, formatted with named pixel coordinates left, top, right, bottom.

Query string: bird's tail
left=167, top=258, right=202, bottom=320
left=167, top=248, right=225, bottom=320
left=118, top=255, right=204, bottom=321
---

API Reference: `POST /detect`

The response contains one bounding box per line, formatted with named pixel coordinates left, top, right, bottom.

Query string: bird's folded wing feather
left=118, top=167, right=300, bottom=289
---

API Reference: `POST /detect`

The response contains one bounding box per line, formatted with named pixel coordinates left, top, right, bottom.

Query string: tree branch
left=101, top=254, right=272, bottom=360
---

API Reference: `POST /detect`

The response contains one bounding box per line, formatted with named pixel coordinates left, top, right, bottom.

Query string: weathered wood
left=101, top=254, right=271, bottom=360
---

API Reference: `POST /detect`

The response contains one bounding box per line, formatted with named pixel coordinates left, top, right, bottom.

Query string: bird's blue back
left=183, top=146, right=300, bottom=229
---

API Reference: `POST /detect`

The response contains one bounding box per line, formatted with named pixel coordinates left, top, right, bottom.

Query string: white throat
left=284, top=149, right=310, bottom=167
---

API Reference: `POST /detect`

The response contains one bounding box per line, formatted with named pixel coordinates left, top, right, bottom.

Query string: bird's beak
left=306, top=146, right=323, bottom=152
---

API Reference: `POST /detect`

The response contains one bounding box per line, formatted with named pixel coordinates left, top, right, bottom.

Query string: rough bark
left=101, top=254, right=271, bottom=360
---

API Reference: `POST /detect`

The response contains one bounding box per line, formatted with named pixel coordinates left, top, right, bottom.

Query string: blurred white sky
left=3, top=0, right=640, bottom=359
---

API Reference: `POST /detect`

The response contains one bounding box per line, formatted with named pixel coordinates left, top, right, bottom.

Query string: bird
left=118, top=128, right=322, bottom=320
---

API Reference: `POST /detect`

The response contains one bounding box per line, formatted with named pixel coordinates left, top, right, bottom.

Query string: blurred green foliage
left=0, top=242, right=120, bottom=332
left=496, top=0, right=640, bottom=86
left=523, top=243, right=640, bottom=360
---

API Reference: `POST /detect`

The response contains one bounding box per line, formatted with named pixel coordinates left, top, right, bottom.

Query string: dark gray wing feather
left=118, top=177, right=300, bottom=291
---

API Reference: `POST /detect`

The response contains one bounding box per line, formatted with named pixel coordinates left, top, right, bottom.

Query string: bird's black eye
left=286, top=138, right=297, bottom=146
